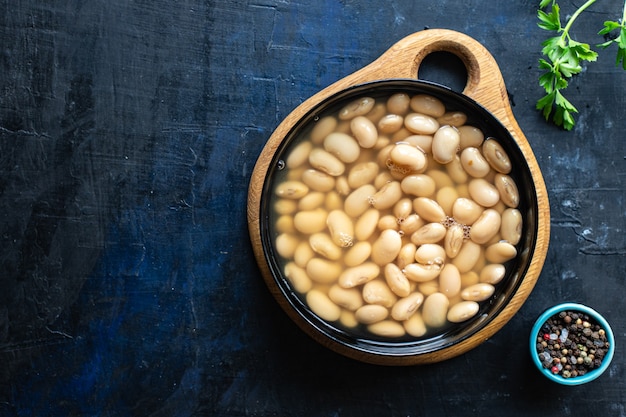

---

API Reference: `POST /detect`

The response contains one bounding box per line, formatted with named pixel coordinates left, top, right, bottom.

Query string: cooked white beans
left=271, top=91, right=524, bottom=339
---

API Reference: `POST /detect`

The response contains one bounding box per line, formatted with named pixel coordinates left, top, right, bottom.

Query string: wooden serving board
left=248, top=29, right=550, bottom=365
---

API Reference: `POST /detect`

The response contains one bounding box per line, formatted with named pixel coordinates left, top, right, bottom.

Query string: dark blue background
left=1, top=1, right=624, bottom=415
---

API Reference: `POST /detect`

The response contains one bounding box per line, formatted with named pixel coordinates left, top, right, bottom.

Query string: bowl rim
left=529, top=302, right=615, bottom=385
left=253, top=78, right=548, bottom=364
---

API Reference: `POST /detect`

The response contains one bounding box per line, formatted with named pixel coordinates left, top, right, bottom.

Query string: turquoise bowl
left=530, top=303, right=615, bottom=385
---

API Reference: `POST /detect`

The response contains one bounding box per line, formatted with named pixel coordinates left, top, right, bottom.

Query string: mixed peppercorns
left=535, top=310, right=610, bottom=379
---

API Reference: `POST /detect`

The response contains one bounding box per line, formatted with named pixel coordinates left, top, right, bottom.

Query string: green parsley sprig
left=536, top=0, right=626, bottom=130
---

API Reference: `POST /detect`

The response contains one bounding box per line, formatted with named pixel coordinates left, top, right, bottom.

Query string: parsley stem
left=561, top=0, right=598, bottom=41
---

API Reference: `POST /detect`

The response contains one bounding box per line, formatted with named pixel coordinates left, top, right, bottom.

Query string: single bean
left=447, top=301, right=479, bottom=323
left=417, top=280, right=439, bottom=296
left=338, top=97, right=375, bottom=120
left=293, top=208, right=328, bottom=234
left=457, top=125, right=484, bottom=149
left=286, top=141, right=313, bottom=169
left=301, top=169, right=336, bottom=192
left=391, top=292, right=425, bottom=321
left=396, top=242, right=418, bottom=270
left=366, top=102, right=387, bottom=124
left=439, top=264, right=462, bottom=298
left=432, top=125, right=461, bottom=164
left=437, top=111, right=467, bottom=126
left=500, top=208, right=522, bottom=245
left=307, top=289, right=341, bottom=322
left=403, top=263, right=442, bottom=282
left=335, top=175, right=351, bottom=196
left=400, top=213, right=424, bottom=236
left=479, top=263, right=506, bottom=285
left=324, top=132, right=361, bottom=163
left=363, top=280, right=398, bottom=308
left=283, top=262, right=313, bottom=294
left=469, top=209, right=501, bottom=244
left=494, top=173, right=519, bottom=208
left=326, top=209, right=354, bottom=247
left=446, top=155, right=469, bottom=184
left=389, top=143, right=427, bottom=172
left=275, top=233, right=299, bottom=258
left=310, top=115, right=338, bottom=144
left=309, top=233, right=342, bottom=260
left=275, top=214, right=295, bottom=234
left=338, top=262, right=381, bottom=288
left=404, top=134, right=433, bottom=154
left=344, top=184, right=377, bottom=218
left=344, top=241, right=372, bottom=267
left=451, top=240, right=482, bottom=273
left=309, top=148, right=345, bottom=176
left=452, top=197, right=483, bottom=225
left=415, top=243, right=446, bottom=266
left=340, top=310, right=359, bottom=328
left=306, top=258, right=342, bottom=284
left=325, top=190, right=343, bottom=211
left=403, top=311, right=427, bottom=337
left=401, top=174, right=436, bottom=197
left=384, top=263, right=412, bottom=297
left=482, top=138, right=512, bottom=174
left=377, top=214, right=399, bottom=231
left=393, top=198, right=413, bottom=223
left=275, top=180, right=309, bottom=199
left=355, top=304, right=389, bottom=324
left=347, top=161, right=379, bottom=189
left=409, top=94, right=446, bottom=117
left=370, top=181, right=403, bottom=210
left=460, top=147, right=491, bottom=178
left=355, top=208, right=380, bottom=241
left=468, top=178, right=500, bottom=207
left=293, top=240, right=314, bottom=268
left=387, top=93, right=411, bottom=115
left=485, top=241, right=518, bottom=263
left=378, top=114, right=404, bottom=134
left=411, top=222, right=447, bottom=245
left=371, top=229, right=402, bottom=265
left=274, top=199, right=297, bottom=215
left=436, top=186, right=458, bottom=216
left=460, top=270, right=480, bottom=287
left=350, top=116, right=378, bottom=148
left=328, top=284, right=364, bottom=311
left=461, top=283, right=495, bottom=302
left=367, top=320, right=406, bottom=337
left=444, top=223, right=465, bottom=258
left=426, top=169, right=454, bottom=189
left=404, top=113, right=440, bottom=135
left=413, top=197, right=446, bottom=223
left=298, top=191, right=325, bottom=211
left=422, top=292, right=450, bottom=328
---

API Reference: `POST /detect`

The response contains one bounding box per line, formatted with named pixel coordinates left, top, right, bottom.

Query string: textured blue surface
left=1, top=0, right=624, bottom=415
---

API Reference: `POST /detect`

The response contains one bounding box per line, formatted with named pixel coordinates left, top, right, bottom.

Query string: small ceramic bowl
left=530, top=303, right=615, bottom=385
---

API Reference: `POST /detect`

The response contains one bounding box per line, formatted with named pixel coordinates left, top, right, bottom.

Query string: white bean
left=452, top=197, right=483, bottom=225
left=389, top=143, right=427, bottom=172
left=344, top=241, right=372, bottom=267
left=413, top=197, right=446, bottom=223
left=432, top=125, right=460, bottom=164
left=468, top=178, right=500, bottom=207
left=414, top=243, right=446, bottom=265
left=284, top=262, right=313, bottom=293
left=400, top=213, right=424, bottom=236
left=301, top=169, right=336, bottom=192
left=310, top=116, right=338, bottom=144
left=275, top=180, right=309, bottom=199
left=307, top=289, right=341, bottom=322
left=422, top=292, right=449, bottom=328
left=309, top=233, right=342, bottom=260
left=438, top=264, right=461, bottom=298
left=451, top=240, right=482, bottom=273
left=293, top=208, right=328, bottom=234
left=501, top=208, right=522, bottom=245
left=350, top=116, right=378, bottom=148
left=324, top=132, right=361, bottom=163
left=447, top=301, right=479, bottom=323
left=286, top=141, right=313, bottom=169
left=347, top=161, right=379, bottom=189
left=367, top=320, right=406, bottom=337
left=338, top=262, right=381, bottom=288
left=403, top=311, right=427, bottom=337
left=401, top=174, right=436, bottom=197
left=344, top=184, right=376, bottom=218
left=355, top=304, right=389, bottom=324
left=444, top=223, right=465, bottom=258
left=479, top=263, right=506, bottom=285
left=338, top=97, right=375, bottom=120
left=275, top=233, right=299, bottom=258
left=411, top=222, right=447, bottom=245
left=309, top=148, right=345, bottom=176
left=494, top=173, right=519, bottom=208
left=469, top=209, right=501, bottom=244
left=437, top=111, right=467, bottom=127
left=461, top=283, right=495, bottom=302
left=306, top=258, right=342, bottom=284
left=384, top=263, right=412, bottom=297
left=329, top=284, right=363, bottom=311
left=326, top=209, right=354, bottom=247
left=396, top=242, right=418, bottom=270
left=409, top=94, right=445, bottom=117
left=371, top=229, right=402, bottom=265
left=485, top=241, right=518, bottom=263
left=387, top=93, right=411, bottom=115
left=354, top=208, right=380, bottom=241
left=457, top=125, right=484, bottom=149
left=404, top=113, right=440, bottom=135
left=363, top=280, right=397, bottom=308
left=378, top=114, right=404, bottom=134
left=391, top=292, right=424, bottom=321
left=298, top=191, right=325, bottom=211
left=460, top=146, right=491, bottom=178
left=370, top=181, right=402, bottom=210
left=403, top=263, right=442, bottom=282
left=482, top=138, right=512, bottom=174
